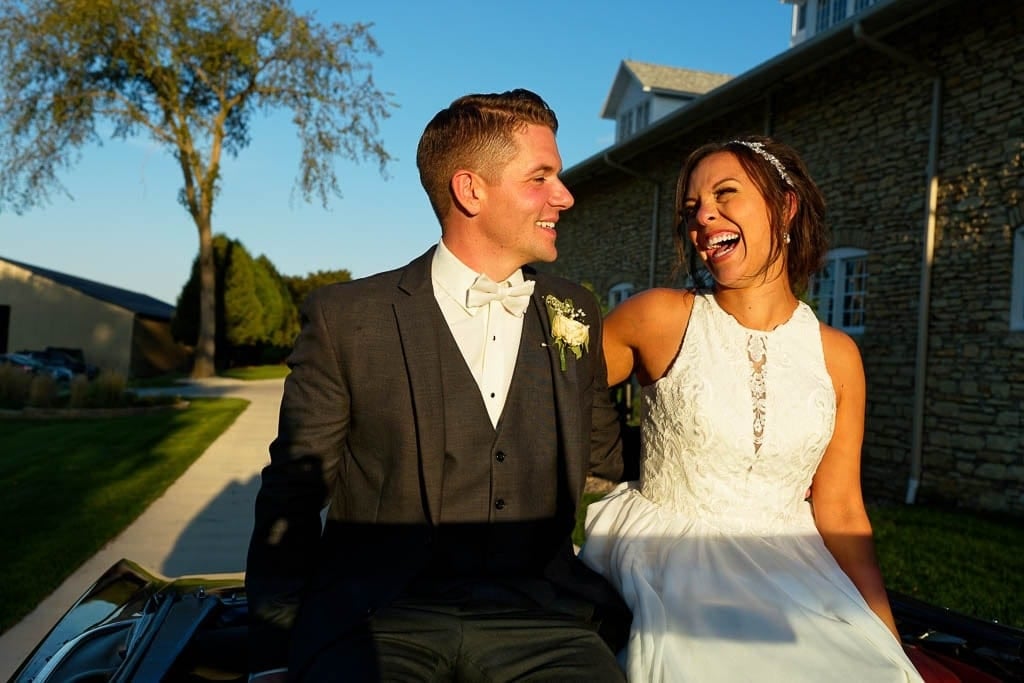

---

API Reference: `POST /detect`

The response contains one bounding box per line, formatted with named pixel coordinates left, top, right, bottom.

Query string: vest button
left=495, top=451, right=506, bottom=463
left=494, top=498, right=506, bottom=510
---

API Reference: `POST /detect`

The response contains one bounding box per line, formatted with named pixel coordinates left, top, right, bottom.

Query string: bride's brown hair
left=673, top=135, right=829, bottom=295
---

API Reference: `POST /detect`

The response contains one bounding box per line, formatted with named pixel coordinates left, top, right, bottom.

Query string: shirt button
left=494, top=498, right=506, bottom=510
left=495, top=451, right=506, bottom=463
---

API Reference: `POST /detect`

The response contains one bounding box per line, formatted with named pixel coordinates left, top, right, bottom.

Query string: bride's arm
left=602, top=288, right=694, bottom=387
left=811, top=325, right=901, bottom=641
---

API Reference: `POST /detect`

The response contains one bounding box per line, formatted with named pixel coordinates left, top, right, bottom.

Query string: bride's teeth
left=537, top=221, right=555, bottom=229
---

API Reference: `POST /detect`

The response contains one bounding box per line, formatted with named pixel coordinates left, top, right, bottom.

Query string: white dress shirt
left=431, top=240, right=527, bottom=427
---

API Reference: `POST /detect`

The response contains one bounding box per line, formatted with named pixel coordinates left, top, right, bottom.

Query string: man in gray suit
left=246, top=89, right=629, bottom=682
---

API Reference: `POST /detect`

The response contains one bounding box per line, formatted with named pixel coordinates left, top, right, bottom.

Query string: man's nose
left=551, top=179, right=574, bottom=210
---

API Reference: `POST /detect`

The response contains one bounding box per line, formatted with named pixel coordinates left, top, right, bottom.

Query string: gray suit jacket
left=246, top=247, right=625, bottom=674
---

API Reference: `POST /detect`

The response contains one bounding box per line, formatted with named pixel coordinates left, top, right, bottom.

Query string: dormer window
left=789, top=0, right=880, bottom=46
left=602, top=60, right=731, bottom=145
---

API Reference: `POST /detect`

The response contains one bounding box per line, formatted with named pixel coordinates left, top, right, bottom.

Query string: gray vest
left=426, top=303, right=566, bottom=578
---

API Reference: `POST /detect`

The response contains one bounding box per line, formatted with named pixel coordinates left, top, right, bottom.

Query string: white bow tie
left=466, top=274, right=536, bottom=316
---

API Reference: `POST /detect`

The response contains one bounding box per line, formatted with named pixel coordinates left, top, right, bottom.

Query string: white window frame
left=608, top=282, right=636, bottom=310
left=637, top=101, right=650, bottom=130
left=1012, top=226, right=1024, bottom=331
left=810, top=247, right=868, bottom=334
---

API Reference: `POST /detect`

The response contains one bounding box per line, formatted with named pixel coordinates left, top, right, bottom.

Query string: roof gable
left=601, top=60, right=733, bottom=119
left=0, top=256, right=175, bottom=320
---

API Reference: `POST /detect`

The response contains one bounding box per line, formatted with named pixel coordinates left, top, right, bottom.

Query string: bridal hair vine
left=730, top=140, right=793, bottom=187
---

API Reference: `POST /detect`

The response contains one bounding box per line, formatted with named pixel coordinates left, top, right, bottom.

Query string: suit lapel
left=528, top=274, right=584, bottom=499
left=395, top=248, right=446, bottom=526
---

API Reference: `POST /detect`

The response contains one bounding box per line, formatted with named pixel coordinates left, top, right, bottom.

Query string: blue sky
left=2, top=1, right=794, bottom=305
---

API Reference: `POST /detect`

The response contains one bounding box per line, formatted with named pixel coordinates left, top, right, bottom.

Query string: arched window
left=608, top=282, right=636, bottom=310
left=809, top=247, right=867, bottom=334
left=1012, top=226, right=1024, bottom=331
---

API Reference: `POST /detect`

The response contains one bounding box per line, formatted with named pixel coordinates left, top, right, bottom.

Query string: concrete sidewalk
left=0, top=377, right=284, bottom=680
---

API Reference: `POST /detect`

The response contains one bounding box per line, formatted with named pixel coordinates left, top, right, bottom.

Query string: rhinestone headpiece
left=730, top=140, right=793, bottom=187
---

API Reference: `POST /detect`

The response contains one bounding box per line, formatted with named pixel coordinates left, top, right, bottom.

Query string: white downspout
left=853, top=22, right=943, bottom=504
left=602, top=153, right=660, bottom=290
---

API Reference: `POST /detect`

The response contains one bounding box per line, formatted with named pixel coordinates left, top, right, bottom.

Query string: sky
left=1, top=1, right=795, bottom=306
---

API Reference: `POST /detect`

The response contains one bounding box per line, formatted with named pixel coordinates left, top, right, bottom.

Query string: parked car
left=8, top=559, right=1024, bottom=682
left=0, top=352, right=38, bottom=375
left=17, top=347, right=99, bottom=380
left=0, top=352, right=73, bottom=383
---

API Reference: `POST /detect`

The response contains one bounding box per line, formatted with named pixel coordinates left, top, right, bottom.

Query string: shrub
left=0, top=366, right=32, bottom=409
left=68, top=374, right=91, bottom=409
left=27, top=374, right=58, bottom=408
left=90, top=370, right=128, bottom=408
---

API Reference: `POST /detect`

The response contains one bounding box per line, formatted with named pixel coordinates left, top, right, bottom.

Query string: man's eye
left=533, top=176, right=547, bottom=183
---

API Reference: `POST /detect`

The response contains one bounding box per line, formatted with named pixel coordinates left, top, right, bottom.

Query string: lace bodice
left=639, top=293, right=836, bottom=533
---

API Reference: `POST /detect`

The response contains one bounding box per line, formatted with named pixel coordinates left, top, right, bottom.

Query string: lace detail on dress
left=747, top=334, right=767, bottom=454
left=638, top=294, right=836, bottom=534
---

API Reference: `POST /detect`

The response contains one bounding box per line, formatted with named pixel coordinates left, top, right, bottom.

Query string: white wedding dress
left=582, top=294, right=922, bottom=682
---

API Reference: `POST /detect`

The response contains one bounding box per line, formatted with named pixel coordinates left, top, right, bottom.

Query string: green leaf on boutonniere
left=544, top=294, right=590, bottom=371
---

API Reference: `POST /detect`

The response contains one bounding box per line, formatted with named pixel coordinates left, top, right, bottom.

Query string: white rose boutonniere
left=544, top=294, right=590, bottom=371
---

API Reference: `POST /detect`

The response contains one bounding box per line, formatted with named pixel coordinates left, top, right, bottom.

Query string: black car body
left=9, top=561, right=248, bottom=682
left=8, top=559, right=1024, bottom=682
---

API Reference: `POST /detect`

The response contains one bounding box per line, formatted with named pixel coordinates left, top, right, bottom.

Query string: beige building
left=550, top=0, right=1024, bottom=513
left=0, top=256, right=186, bottom=378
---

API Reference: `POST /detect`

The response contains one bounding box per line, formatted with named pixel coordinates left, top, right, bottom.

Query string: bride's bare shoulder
left=606, top=288, right=696, bottom=384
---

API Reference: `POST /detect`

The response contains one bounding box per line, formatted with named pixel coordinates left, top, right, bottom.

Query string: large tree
left=0, top=0, right=393, bottom=376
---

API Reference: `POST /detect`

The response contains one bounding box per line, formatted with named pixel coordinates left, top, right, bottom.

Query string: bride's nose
left=696, top=201, right=719, bottom=225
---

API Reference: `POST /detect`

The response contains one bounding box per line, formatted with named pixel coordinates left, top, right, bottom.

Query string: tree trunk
left=192, top=217, right=217, bottom=378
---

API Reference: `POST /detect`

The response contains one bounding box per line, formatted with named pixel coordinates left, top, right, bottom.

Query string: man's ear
left=451, top=170, right=484, bottom=217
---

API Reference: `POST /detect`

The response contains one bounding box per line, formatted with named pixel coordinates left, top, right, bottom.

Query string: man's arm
left=582, top=290, right=624, bottom=482
left=246, top=288, right=352, bottom=673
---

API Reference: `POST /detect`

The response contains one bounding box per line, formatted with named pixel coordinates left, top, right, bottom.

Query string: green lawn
left=872, top=503, right=1024, bottom=627
left=0, top=398, right=249, bottom=633
left=220, top=365, right=290, bottom=380
left=575, top=492, right=1024, bottom=628
left=128, top=364, right=290, bottom=387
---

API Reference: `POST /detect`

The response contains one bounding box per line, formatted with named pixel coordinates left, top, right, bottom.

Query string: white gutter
left=853, top=22, right=943, bottom=505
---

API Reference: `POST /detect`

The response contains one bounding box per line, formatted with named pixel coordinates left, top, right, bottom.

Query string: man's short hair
left=416, top=89, right=559, bottom=223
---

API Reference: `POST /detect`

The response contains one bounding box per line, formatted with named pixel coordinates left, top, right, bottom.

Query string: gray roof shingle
left=601, top=60, right=733, bottom=119
left=623, top=60, right=733, bottom=95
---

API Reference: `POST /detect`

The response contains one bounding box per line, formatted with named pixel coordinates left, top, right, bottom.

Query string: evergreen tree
left=257, top=255, right=301, bottom=348
left=223, top=241, right=264, bottom=347
left=284, top=268, right=353, bottom=309
left=172, top=235, right=302, bottom=366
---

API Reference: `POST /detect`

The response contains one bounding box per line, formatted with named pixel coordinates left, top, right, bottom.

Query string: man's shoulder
left=530, top=272, right=598, bottom=308
left=306, top=250, right=433, bottom=307
left=531, top=270, right=587, bottom=294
